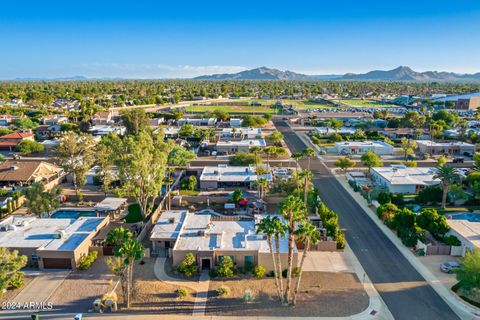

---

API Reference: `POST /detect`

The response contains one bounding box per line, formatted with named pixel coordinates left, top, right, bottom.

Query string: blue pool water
left=51, top=210, right=106, bottom=219
left=448, top=213, right=480, bottom=222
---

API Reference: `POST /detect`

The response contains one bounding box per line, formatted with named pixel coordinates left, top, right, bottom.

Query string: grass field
left=185, top=105, right=279, bottom=114
left=332, top=99, right=394, bottom=108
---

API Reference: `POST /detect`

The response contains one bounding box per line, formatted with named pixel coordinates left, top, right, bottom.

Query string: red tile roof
left=0, top=132, right=34, bottom=139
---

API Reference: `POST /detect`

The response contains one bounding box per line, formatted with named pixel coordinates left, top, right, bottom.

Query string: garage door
left=43, top=258, right=72, bottom=269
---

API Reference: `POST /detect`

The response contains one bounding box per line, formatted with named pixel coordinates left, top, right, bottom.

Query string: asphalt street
left=273, top=120, right=460, bottom=320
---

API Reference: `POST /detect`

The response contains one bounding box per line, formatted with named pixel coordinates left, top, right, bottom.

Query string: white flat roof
left=200, top=165, right=272, bottom=182
left=221, top=128, right=261, bottom=134
left=150, top=210, right=188, bottom=240
left=216, top=139, right=266, bottom=147
left=0, top=216, right=105, bottom=251
left=335, top=140, right=392, bottom=148
left=372, top=166, right=440, bottom=186
left=94, top=197, right=127, bottom=211
left=447, top=220, right=480, bottom=249
left=415, top=140, right=474, bottom=147
left=173, top=213, right=289, bottom=253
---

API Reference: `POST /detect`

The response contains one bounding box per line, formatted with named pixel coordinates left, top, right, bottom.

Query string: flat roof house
left=334, top=140, right=394, bottom=155
left=199, top=164, right=272, bottom=190
left=220, top=128, right=262, bottom=140
left=150, top=210, right=293, bottom=272
left=216, top=138, right=266, bottom=154
left=178, top=118, right=217, bottom=127
left=370, top=165, right=440, bottom=194
left=446, top=219, right=480, bottom=256
left=415, top=140, right=475, bottom=156
left=0, top=215, right=109, bottom=269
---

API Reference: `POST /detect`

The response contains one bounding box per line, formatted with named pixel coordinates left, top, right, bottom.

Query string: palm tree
left=279, top=195, right=307, bottom=304
left=292, top=221, right=320, bottom=305
left=264, top=146, right=276, bottom=167
left=115, top=238, right=145, bottom=308
left=299, top=169, right=313, bottom=206
left=302, top=147, right=315, bottom=171
left=255, top=177, right=269, bottom=200
left=251, top=146, right=262, bottom=172
left=256, top=216, right=283, bottom=303
left=272, top=216, right=287, bottom=302
left=291, top=152, right=303, bottom=175
left=433, top=165, right=461, bottom=209
left=106, top=227, right=133, bottom=248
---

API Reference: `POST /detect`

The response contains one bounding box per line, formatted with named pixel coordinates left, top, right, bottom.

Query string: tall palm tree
left=115, top=238, right=145, bottom=309
left=433, top=165, right=461, bottom=209
left=291, top=152, right=303, bottom=175
left=292, top=221, right=320, bottom=305
left=255, top=177, right=269, bottom=200
left=251, top=146, right=262, bottom=172
left=256, top=216, right=283, bottom=303
left=279, top=195, right=307, bottom=304
left=264, top=146, right=276, bottom=167
left=272, top=216, right=287, bottom=301
left=299, top=169, right=313, bottom=206
left=302, top=147, right=315, bottom=171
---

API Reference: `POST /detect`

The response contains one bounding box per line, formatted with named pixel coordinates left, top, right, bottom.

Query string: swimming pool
left=447, top=212, right=480, bottom=223
left=51, top=210, right=106, bottom=219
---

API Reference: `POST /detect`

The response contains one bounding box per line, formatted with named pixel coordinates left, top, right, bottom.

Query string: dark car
left=453, top=157, right=464, bottom=163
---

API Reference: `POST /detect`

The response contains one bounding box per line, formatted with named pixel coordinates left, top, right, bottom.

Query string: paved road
left=273, top=120, right=460, bottom=320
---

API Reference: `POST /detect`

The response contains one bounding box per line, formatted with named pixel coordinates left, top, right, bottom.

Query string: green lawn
left=185, top=105, right=279, bottom=114
left=331, top=99, right=394, bottom=108
left=124, top=203, right=159, bottom=223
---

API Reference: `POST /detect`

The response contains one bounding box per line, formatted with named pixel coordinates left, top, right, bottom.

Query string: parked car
left=463, top=152, right=474, bottom=157
left=440, top=261, right=461, bottom=274
left=453, top=157, right=464, bottom=163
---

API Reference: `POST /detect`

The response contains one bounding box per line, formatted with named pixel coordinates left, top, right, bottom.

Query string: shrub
left=177, top=253, right=198, bottom=277
left=176, top=288, right=188, bottom=298
left=416, top=186, right=442, bottom=205
left=229, top=152, right=262, bottom=166
left=243, top=289, right=255, bottom=303
left=292, top=267, right=301, bottom=278
left=77, top=251, right=98, bottom=270
left=376, top=203, right=398, bottom=221
left=8, top=272, right=24, bottom=289
left=217, top=286, right=230, bottom=297
left=377, top=192, right=392, bottom=205
left=253, top=265, right=266, bottom=279
left=416, top=208, right=450, bottom=240
left=336, top=231, right=346, bottom=249
left=215, top=256, right=235, bottom=278
left=444, top=235, right=461, bottom=246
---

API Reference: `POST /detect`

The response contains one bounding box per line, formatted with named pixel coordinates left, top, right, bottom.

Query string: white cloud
left=77, top=63, right=247, bottom=78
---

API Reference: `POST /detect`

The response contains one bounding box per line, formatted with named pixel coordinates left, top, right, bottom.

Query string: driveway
left=301, top=251, right=354, bottom=273
left=418, top=255, right=459, bottom=289
left=12, top=270, right=70, bottom=305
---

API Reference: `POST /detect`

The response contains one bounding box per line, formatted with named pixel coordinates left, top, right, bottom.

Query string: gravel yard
left=127, top=258, right=195, bottom=314
left=48, top=257, right=117, bottom=313
left=0, top=276, right=34, bottom=303
left=206, top=271, right=368, bottom=317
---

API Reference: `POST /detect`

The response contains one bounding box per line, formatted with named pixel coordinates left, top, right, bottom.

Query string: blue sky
left=1, top=0, right=480, bottom=79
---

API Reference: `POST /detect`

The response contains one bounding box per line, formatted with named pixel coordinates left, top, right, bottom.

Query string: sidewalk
left=334, top=171, right=479, bottom=320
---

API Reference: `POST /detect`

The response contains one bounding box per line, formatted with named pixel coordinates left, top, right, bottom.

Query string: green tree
left=54, top=132, right=96, bottom=196
left=302, top=147, right=315, bottom=171
left=256, top=216, right=284, bottom=303
left=229, top=152, right=262, bottom=166
left=115, top=238, right=145, bottom=309
left=376, top=202, right=398, bottom=221
left=181, top=175, right=197, bottom=191
left=267, top=130, right=284, bottom=147
left=400, top=138, right=417, bottom=160
left=456, top=249, right=480, bottom=291
left=177, top=253, right=198, bottom=277
left=115, top=131, right=173, bottom=218
left=292, top=221, right=320, bottom=305
left=178, top=124, right=195, bottom=138
left=17, top=140, right=45, bottom=154
left=215, top=256, right=235, bottom=278
left=433, top=165, right=461, bottom=209
left=299, top=169, right=313, bottom=206
left=23, top=182, right=62, bottom=217
left=416, top=208, right=450, bottom=240
left=361, top=150, right=383, bottom=172
left=121, top=108, right=150, bottom=135
left=96, top=140, right=116, bottom=196
left=402, top=110, right=426, bottom=128
left=255, top=177, right=269, bottom=200
left=213, top=109, right=230, bottom=121
left=335, top=157, right=356, bottom=172
left=437, top=155, right=447, bottom=167
left=279, top=195, right=307, bottom=304
left=167, top=145, right=195, bottom=167
left=232, top=189, right=243, bottom=203
left=105, top=227, right=133, bottom=248
left=14, top=118, right=38, bottom=129
left=0, top=248, right=28, bottom=298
